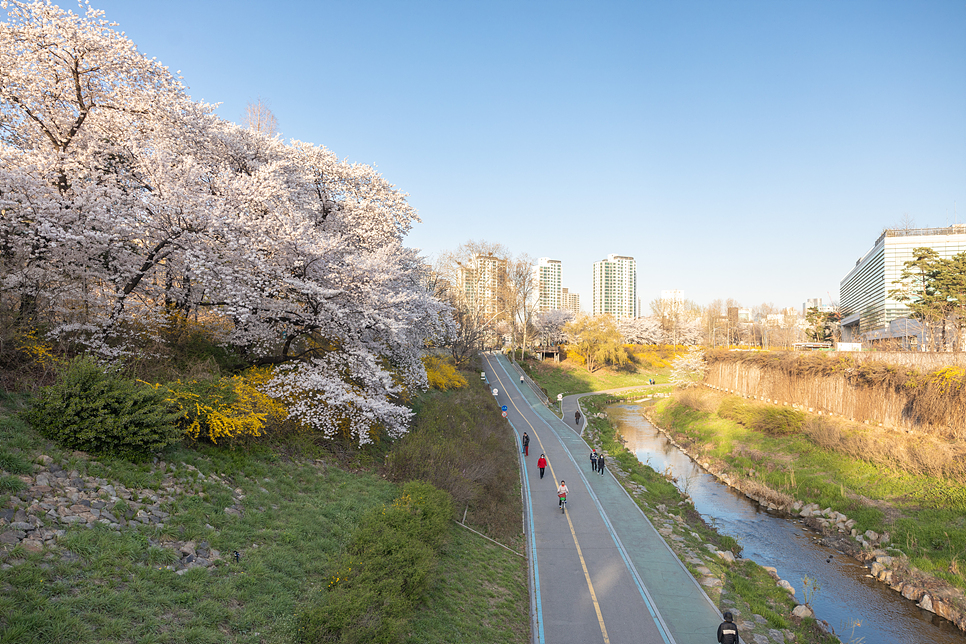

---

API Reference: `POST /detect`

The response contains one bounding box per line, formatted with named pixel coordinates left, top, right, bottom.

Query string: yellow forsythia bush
left=158, top=368, right=287, bottom=443
left=421, top=355, right=467, bottom=391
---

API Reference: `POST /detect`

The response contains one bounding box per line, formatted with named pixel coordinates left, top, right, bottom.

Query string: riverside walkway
left=481, top=353, right=722, bottom=644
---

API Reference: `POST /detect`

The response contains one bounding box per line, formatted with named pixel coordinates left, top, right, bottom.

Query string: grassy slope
left=0, top=390, right=528, bottom=644
left=524, top=352, right=672, bottom=401
left=652, top=395, right=966, bottom=591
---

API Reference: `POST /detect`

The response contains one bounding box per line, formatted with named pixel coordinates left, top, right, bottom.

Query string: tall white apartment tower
left=592, top=254, right=637, bottom=319
left=534, top=258, right=562, bottom=312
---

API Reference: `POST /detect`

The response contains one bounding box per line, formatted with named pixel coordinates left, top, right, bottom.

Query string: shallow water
left=609, top=403, right=966, bottom=644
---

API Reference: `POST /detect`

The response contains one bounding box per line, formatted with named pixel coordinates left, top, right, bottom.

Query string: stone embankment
left=642, top=410, right=966, bottom=634
left=0, top=452, right=245, bottom=573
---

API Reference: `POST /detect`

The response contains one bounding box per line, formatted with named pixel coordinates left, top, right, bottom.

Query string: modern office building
left=840, top=225, right=966, bottom=341
left=561, top=288, right=580, bottom=315
left=458, top=253, right=507, bottom=318
left=592, top=254, right=637, bottom=319
left=534, top=258, right=562, bottom=312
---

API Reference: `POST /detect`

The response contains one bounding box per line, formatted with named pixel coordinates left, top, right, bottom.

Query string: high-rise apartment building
left=592, top=254, right=637, bottom=319
left=458, top=253, right=507, bottom=317
left=561, top=288, right=580, bottom=315
left=534, top=258, right=562, bottom=312
left=840, top=225, right=966, bottom=340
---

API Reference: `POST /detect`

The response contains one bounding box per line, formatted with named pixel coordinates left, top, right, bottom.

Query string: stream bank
left=608, top=401, right=966, bottom=644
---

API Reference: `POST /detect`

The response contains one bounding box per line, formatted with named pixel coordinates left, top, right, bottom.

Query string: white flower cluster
left=0, top=1, right=448, bottom=442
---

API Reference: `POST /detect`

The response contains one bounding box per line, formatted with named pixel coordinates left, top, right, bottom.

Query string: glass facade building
left=593, top=254, right=637, bottom=320
left=840, top=226, right=966, bottom=339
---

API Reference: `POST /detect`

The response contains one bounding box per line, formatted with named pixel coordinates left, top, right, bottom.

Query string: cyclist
left=557, top=480, right=569, bottom=508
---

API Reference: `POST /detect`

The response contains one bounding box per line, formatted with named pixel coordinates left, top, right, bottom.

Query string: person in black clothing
left=522, top=432, right=530, bottom=456
left=716, top=611, right=739, bottom=643
left=589, top=449, right=598, bottom=472
left=574, top=410, right=581, bottom=425
left=597, top=453, right=606, bottom=476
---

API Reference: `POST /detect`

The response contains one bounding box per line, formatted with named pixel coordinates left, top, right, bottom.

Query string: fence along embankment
left=703, top=350, right=966, bottom=439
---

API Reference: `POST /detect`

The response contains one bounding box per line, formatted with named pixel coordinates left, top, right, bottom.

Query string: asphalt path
left=481, top=353, right=722, bottom=644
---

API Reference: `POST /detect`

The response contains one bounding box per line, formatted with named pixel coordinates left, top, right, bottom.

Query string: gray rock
left=9, top=522, right=34, bottom=531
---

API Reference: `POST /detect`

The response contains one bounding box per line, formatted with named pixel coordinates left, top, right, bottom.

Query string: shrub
left=386, top=377, right=520, bottom=540
left=421, top=354, right=468, bottom=391
left=718, top=396, right=804, bottom=436
left=158, top=367, right=287, bottom=444
left=296, top=481, right=453, bottom=644
left=22, top=356, right=182, bottom=459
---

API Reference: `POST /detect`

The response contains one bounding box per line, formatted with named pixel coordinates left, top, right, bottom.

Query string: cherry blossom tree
left=617, top=316, right=662, bottom=344
left=0, top=1, right=445, bottom=444
left=534, top=309, right=573, bottom=346
left=669, top=347, right=707, bottom=388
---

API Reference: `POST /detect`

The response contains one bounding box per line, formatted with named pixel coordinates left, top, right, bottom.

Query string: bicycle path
left=482, top=353, right=721, bottom=644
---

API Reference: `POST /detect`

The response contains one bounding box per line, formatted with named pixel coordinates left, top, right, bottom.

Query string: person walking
left=716, top=611, right=740, bottom=643
left=537, top=454, right=547, bottom=479
left=557, top=480, right=569, bottom=508
left=589, top=449, right=598, bottom=472
left=522, top=432, right=530, bottom=457
left=574, top=410, right=581, bottom=425
left=597, top=452, right=606, bottom=476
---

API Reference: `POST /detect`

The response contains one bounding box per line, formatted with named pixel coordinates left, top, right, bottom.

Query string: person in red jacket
left=537, top=454, right=547, bottom=479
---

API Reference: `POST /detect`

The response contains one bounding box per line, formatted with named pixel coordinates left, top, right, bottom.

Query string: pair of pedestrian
left=522, top=432, right=529, bottom=457
left=589, top=448, right=607, bottom=476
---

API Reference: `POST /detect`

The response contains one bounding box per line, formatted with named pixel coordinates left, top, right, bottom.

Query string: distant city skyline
left=79, top=1, right=965, bottom=310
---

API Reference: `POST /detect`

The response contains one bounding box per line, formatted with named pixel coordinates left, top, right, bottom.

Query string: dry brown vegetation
left=803, top=415, right=966, bottom=481
left=677, top=384, right=966, bottom=483
left=705, top=350, right=966, bottom=439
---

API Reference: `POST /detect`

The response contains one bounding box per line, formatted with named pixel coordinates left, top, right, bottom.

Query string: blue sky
left=85, top=0, right=965, bottom=312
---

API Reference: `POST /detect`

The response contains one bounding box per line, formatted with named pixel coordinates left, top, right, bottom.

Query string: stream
left=608, top=403, right=966, bottom=644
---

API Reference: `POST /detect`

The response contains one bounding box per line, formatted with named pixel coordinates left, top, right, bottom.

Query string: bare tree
left=243, top=98, right=279, bottom=137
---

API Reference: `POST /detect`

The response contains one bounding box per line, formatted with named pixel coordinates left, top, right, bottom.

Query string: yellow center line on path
left=486, top=355, right=611, bottom=644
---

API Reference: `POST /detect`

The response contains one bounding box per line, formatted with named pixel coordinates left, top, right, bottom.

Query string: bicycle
left=558, top=493, right=567, bottom=513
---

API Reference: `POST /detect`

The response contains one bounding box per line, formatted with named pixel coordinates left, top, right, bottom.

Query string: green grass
left=652, top=395, right=966, bottom=591
left=0, top=379, right=530, bottom=644
left=404, top=526, right=528, bottom=643
left=524, top=357, right=671, bottom=401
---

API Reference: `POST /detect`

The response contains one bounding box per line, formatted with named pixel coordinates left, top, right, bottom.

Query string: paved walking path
left=481, top=353, right=722, bottom=644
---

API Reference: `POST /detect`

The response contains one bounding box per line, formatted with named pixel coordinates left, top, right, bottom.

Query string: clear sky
left=80, top=0, right=965, bottom=312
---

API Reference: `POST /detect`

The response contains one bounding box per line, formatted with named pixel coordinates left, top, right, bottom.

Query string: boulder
left=792, top=604, right=813, bottom=619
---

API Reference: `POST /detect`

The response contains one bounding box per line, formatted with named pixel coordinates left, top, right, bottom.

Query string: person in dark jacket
left=574, top=410, right=581, bottom=425
left=537, top=454, right=547, bottom=478
left=522, top=432, right=530, bottom=456
left=589, top=449, right=598, bottom=472
left=597, top=453, right=606, bottom=476
left=717, top=611, right=739, bottom=643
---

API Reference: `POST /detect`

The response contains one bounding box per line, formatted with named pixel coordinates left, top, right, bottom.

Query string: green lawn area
left=524, top=357, right=672, bottom=400
left=0, top=387, right=529, bottom=644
